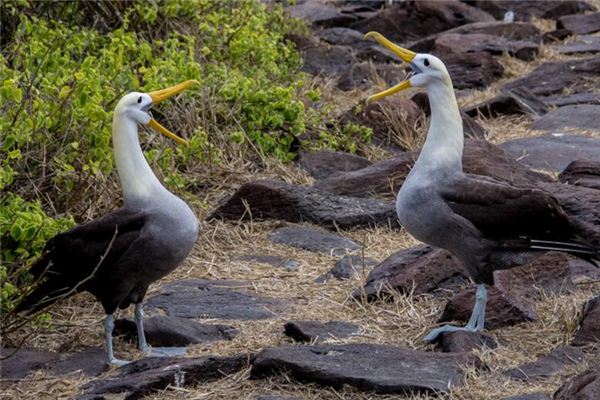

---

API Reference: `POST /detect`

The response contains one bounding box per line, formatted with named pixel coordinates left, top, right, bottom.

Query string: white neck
left=414, top=79, right=463, bottom=175
left=112, top=113, right=169, bottom=204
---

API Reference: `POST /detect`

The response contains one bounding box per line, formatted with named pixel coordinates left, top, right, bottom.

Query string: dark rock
left=444, top=51, right=504, bottom=89
left=284, top=320, right=359, bottom=343
left=351, top=1, right=494, bottom=43
left=553, top=367, right=600, bottom=399
left=440, top=252, right=575, bottom=329
left=0, top=348, right=59, bottom=380
left=558, top=35, right=600, bottom=54
left=235, top=254, right=300, bottom=270
left=208, top=179, right=398, bottom=230
left=48, top=347, right=107, bottom=377
left=317, top=27, right=399, bottom=63
left=256, top=396, right=301, bottom=400
left=316, top=139, right=551, bottom=199
left=299, top=44, right=356, bottom=76
left=441, top=21, right=542, bottom=42
left=500, top=134, right=600, bottom=172
left=433, top=32, right=539, bottom=61
left=297, top=150, right=372, bottom=180
left=569, top=259, right=600, bottom=282
left=503, top=55, right=600, bottom=97
left=531, top=105, right=600, bottom=131
left=543, top=29, right=573, bottom=43
left=114, top=316, right=237, bottom=347
left=286, top=0, right=356, bottom=27
left=572, top=295, right=600, bottom=346
left=464, top=88, right=548, bottom=118
left=558, top=12, right=600, bottom=34
left=355, top=245, right=468, bottom=300
left=336, top=62, right=405, bottom=91
left=437, top=331, right=498, bottom=353
left=146, top=279, right=288, bottom=320
left=506, top=345, right=585, bottom=380
left=251, top=343, right=483, bottom=394
left=316, top=254, right=378, bottom=283
left=559, top=159, right=600, bottom=190
left=502, top=393, right=551, bottom=400
left=544, top=92, right=600, bottom=107
left=469, top=1, right=595, bottom=21
left=269, top=226, right=360, bottom=256
left=83, top=354, right=250, bottom=399
left=340, top=96, right=424, bottom=150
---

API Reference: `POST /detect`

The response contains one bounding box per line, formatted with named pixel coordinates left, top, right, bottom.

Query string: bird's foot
left=423, top=324, right=480, bottom=343
left=143, top=346, right=188, bottom=358
left=108, top=357, right=131, bottom=367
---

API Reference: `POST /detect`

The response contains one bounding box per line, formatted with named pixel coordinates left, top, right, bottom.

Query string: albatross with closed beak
left=17, top=80, right=200, bottom=365
left=364, top=32, right=599, bottom=341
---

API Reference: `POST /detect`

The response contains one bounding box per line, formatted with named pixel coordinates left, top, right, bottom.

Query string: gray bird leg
left=134, top=303, right=150, bottom=354
left=423, top=284, right=488, bottom=342
left=105, top=314, right=130, bottom=366
left=134, top=303, right=187, bottom=358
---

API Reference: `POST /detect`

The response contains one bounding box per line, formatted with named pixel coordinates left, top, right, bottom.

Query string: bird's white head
left=363, top=32, right=452, bottom=103
left=113, top=80, right=200, bottom=145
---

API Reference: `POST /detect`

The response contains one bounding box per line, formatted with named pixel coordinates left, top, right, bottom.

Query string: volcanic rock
left=316, top=254, right=378, bottom=283
left=500, top=134, right=600, bottom=172
left=269, top=226, right=360, bottom=256
left=208, top=179, right=398, bottom=230
left=463, top=88, right=548, bottom=118
left=251, top=343, right=483, bottom=394
left=284, top=320, right=359, bottom=343
left=48, top=347, right=108, bottom=378
left=146, top=279, right=288, bottom=320
left=355, top=245, right=468, bottom=300
left=531, top=105, right=600, bottom=131
left=553, top=367, right=600, bottom=399
left=559, top=159, right=600, bottom=190
left=0, top=348, right=60, bottom=380
left=444, top=51, right=504, bottom=89
left=83, top=354, right=249, bottom=399
left=572, top=295, right=600, bottom=346
left=469, top=1, right=595, bottom=21
left=502, top=393, right=551, bottom=400
left=297, top=150, right=372, bottom=180
left=558, top=34, right=600, bottom=54
left=433, top=32, right=539, bottom=61
left=437, top=331, right=498, bottom=353
left=299, top=43, right=356, bottom=77
left=114, top=316, right=237, bottom=347
left=505, top=345, right=585, bottom=380
left=336, top=62, right=405, bottom=91
left=234, top=254, right=300, bottom=270
left=543, top=92, right=600, bottom=107
left=558, top=11, right=600, bottom=34
left=286, top=0, right=356, bottom=27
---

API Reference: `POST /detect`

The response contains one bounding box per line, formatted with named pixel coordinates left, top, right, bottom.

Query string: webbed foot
left=423, top=324, right=480, bottom=343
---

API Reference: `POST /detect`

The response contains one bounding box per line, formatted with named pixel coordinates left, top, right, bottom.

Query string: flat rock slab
left=83, top=354, right=250, bottom=399
left=315, top=254, right=378, bottom=283
left=501, top=393, right=551, bottom=400
left=286, top=0, right=356, bottom=28
left=48, top=347, right=108, bottom=378
left=463, top=88, right=548, bottom=118
left=146, top=279, right=287, bottom=320
left=553, top=367, right=600, bottom=399
left=505, top=345, right=585, bottom=380
left=572, top=295, right=600, bottom=346
left=0, top=348, right=60, bottom=380
left=558, top=12, right=600, bottom=34
left=235, top=254, right=300, bottom=270
left=500, top=134, right=600, bottom=172
left=208, top=179, right=398, bottom=230
left=470, top=1, right=595, bottom=22
left=355, top=245, right=468, bottom=301
left=503, top=55, right=600, bottom=97
left=531, top=105, right=600, bottom=131
left=299, top=43, right=356, bottom=77
left=269, top=226, right=360, bottom=256
left=558, top=35, right=600, bottom=54
left=433, top=32, right=539, bottom=61
left=559, top=159, right=600, bottom=190
left=544, top=92, right=600, bottom=107
left=297, top=150, right=372, bottom=180
left=256, top=396, right=301, bottom=400
left=284, top=320, right=359, bottom=343
left=437, top=331, right=498, bottom=353
left=251, top=344, right=482, bottom=394
left=114, top=316, right=237, bottom=347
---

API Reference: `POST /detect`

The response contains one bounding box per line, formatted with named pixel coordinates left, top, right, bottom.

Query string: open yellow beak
left=364, top=32, right=417, bottom=103
left=147, top=80, right=200, bottom=146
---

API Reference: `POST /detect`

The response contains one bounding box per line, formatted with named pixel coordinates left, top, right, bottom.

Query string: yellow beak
left=364, top=32, right=416, bottom=103
left=147, top=80, right=200, bottom=146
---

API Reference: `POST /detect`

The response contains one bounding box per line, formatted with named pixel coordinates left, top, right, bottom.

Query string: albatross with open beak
left=17, top=80, right=200, bottom=365
left=364, top=32, right=599, bottom=342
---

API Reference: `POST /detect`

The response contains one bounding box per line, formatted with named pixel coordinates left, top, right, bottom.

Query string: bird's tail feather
left=530, top=239, right=599, bottom=267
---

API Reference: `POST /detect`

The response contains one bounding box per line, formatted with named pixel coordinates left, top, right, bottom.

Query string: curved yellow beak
left=364, top=32, right=416, bottom=103
left=147, top=80, right=200, bottom=146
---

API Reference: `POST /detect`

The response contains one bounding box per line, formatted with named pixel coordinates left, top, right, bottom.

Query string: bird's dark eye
left=137, top=96, right=142, bottom=104
left=424, top=58, right=430, bottom=67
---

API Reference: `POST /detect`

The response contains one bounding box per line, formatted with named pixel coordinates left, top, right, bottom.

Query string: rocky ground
left=2, top=1, right=600, bottom=399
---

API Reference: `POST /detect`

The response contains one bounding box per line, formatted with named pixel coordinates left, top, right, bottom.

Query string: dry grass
left=3, top=12, right=600, bottom=400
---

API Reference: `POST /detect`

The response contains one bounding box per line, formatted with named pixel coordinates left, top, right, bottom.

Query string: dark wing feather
left=16, top=208, right=147, bottom=313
